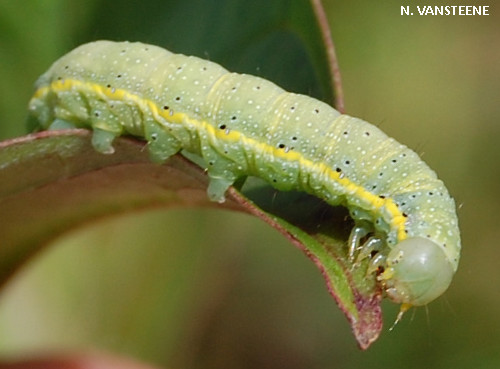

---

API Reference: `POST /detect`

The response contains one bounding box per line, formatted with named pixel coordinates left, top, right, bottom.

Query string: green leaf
left=0, top=128, right=382, bottom=349
left=0, top=0, right=383, bottom=350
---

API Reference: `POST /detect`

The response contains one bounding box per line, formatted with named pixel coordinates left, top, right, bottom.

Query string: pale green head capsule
left=383, top=237, right=454, bottom=306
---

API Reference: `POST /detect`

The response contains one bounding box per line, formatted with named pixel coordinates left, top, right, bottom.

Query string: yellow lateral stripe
left=33, top=79, right=408, bottom=242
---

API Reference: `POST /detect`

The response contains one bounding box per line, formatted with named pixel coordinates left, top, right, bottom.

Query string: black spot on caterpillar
left=28, top=40, right=460, bottom=313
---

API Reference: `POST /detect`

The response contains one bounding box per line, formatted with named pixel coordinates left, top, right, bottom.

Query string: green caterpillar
left=28, top=40, right=461, bottom=314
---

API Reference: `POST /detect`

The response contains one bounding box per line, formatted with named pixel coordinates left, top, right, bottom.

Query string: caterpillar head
left=382, top=237, right=454, bottom=306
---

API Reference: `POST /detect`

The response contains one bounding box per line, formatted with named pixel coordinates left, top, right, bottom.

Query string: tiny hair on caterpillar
left=28, top=40, right=461, bottom=318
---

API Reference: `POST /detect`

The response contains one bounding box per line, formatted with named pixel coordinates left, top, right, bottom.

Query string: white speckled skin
left=28, top=41, right=461, bottom=306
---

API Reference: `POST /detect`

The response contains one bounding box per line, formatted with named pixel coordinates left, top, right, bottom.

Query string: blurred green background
left=0, top=0, right=499, bottom=368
